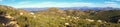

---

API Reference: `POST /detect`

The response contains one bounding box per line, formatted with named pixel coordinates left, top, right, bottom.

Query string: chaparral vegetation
left=0, top=5, right=120, bottom=27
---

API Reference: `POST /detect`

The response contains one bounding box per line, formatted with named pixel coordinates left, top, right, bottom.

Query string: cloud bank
left=15, top=2, right=95, bottom=8
left=0, top=0, right=120, bottom=8
left=6, top=1, right=119, bottom=8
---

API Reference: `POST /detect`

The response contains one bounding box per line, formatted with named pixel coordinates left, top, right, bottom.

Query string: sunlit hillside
left=0, top=5, right=120, bottom=27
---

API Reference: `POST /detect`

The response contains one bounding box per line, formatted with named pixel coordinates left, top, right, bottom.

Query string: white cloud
left=104, top=1, right=118, bottom=7
left=71, top=2, right=95, bottom=7
left=15, top=2, right=96, bottom=8
left=11, top=2, right=120, bottom=8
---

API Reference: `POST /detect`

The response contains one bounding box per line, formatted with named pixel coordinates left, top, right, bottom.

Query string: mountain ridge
left=21, top=7, right=120, bottom=11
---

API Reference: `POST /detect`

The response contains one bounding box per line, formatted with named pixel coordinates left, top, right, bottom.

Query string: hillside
left=0, top=5, right=120, bottom=27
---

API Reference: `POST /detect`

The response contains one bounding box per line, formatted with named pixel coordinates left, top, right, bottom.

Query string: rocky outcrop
left=4, top=14, right=19, bottom=27
left=0, top=5, right=19, bottom=27
left=0, top=14, right=19, bottom=27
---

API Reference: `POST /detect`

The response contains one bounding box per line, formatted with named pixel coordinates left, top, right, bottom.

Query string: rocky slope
left=0, top=5, right=19, bottom=27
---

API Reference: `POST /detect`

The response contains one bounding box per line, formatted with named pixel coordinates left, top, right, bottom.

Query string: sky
left=0, top=0, right=120, bottom=8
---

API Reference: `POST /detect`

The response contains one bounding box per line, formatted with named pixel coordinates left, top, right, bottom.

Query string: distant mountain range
left=21, top=7, right=120, bottom=11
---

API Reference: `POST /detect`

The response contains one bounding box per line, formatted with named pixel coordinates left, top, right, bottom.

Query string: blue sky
left=0, top=0, right=120, bottom=8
